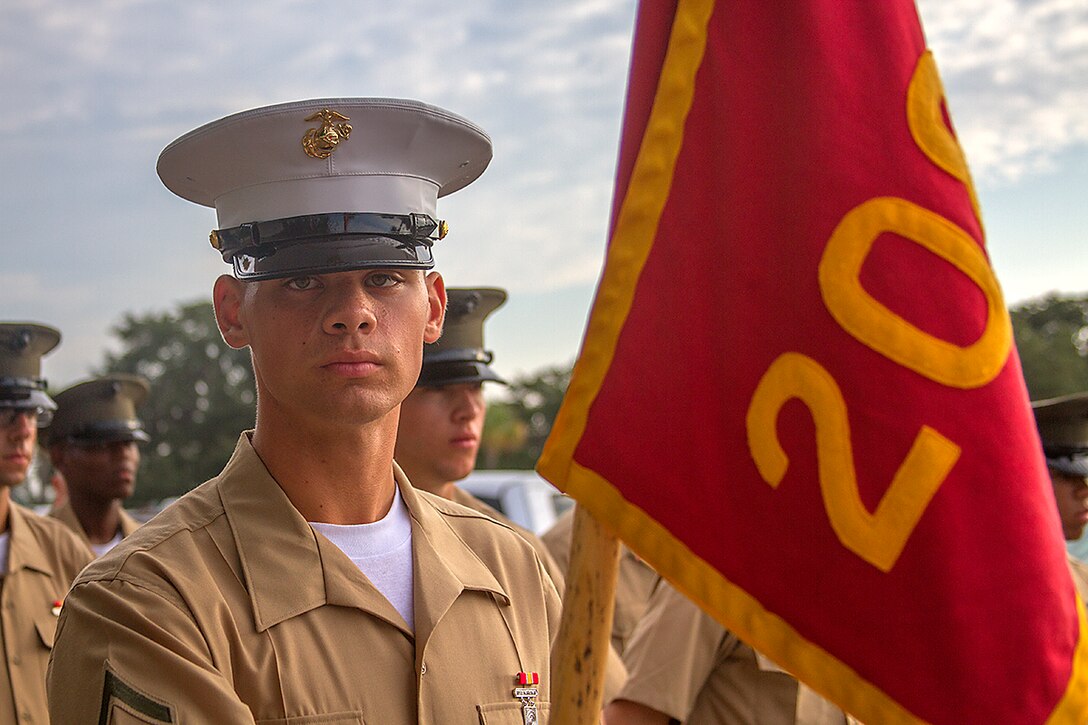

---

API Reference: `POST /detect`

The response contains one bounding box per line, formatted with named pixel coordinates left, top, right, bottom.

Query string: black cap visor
left=418, top=361, right=505, bottom=387
left=1047, top=454, right=1088, bottom=479
left=67, top=419, right=150, bottom=445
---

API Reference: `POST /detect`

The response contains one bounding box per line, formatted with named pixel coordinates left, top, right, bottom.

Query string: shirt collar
left=218, top=433, right=508, bottom=633
left=50, top=502, right=89, bottom=545
left=6, top=502, right=57, bottom=576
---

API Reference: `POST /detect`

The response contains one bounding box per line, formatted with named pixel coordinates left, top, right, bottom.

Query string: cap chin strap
left=212, top=212, right=446, bottom=262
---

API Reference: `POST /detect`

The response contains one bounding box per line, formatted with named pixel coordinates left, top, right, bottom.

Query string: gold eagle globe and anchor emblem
left=302, top=109, right=353, bottom=159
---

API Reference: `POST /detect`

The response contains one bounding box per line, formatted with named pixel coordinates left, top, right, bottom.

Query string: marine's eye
left=366, top=272, right=402, bottom=288
left=285, top=276, right=319, bottom=291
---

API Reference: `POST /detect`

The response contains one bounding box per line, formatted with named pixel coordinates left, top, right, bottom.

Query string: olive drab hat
left=0, top=322, right=61, bottom=418
left=46, top=374, right=151, bottom=445
left=418, top=287, right=507, bottom=387
left=1032, top=393, right=1088, bottom=478
left=156, top=98, right=492, bottom=280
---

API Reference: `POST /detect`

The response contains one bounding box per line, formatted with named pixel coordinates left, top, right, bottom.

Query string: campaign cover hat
left=157, top=98, right=492, bottom=280
left=418, top=287, right=507, bottom=387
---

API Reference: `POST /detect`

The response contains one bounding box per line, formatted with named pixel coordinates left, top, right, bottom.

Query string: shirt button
left=11, top=655, right=20, bottom=666
left=420, top=662, right=427, bottom=675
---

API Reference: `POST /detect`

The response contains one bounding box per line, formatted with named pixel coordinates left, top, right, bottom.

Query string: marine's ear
left=423, top=272, right=446, bottom=344
left=213, top=275, right=250, bottom=350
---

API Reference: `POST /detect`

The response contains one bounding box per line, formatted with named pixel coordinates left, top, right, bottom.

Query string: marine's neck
left=251, top=409, right=399, bottom=525
left=67, top=492, right=124, bottom=544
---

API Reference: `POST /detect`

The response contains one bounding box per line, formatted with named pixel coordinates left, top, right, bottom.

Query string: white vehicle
left=457, top=470, right=573, bottom=535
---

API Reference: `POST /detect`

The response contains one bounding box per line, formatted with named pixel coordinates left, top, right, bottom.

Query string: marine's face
left=0, top=408, right=37, bottom=488
left=214, top=268, right=445, bottom=431
left=51, top=439, right=139, bottom=503
left=1050, top=468, right=1088, bottom=541
left=395, top=382, right=486, bottom=491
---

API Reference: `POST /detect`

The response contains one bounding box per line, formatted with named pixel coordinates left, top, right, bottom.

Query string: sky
left=1, top=0, right=1085, bottom=391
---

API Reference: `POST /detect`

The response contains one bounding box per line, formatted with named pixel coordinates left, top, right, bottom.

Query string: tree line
left=20, top=292, right=1088, bottom=506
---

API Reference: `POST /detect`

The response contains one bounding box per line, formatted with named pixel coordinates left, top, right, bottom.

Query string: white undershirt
left=0, top=531, right=8, bottom=575
left=90, top=531, right=124, bottom=557
left=310, top=484, right=414, bottom=630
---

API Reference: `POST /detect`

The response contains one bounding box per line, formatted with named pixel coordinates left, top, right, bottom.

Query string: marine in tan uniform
left=604, top=580, right=851, bottom=725
left=1032, top=393, right=1088, bottom=597
left=0, top=323, right=94, bottom=724
left=394, top=286, right=566, bottom=590
left=46, top=375, right=148, bottom=556
left=542, top=507, right=658, bottom=655
left=393, top=288, right=628, bottom=702
left=48, top=99, right=559, bottom=724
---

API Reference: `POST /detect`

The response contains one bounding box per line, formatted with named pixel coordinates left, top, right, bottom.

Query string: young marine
left=47, top=99, right=559, bottom=723
left=394, top=287, right=631, bottom=705
left=47, top=374, right=149, bottom=556
left=0, top=323, right=94, bottom=723
left=394, top=286, right=566, bottom=588
left=1031, top=393, right=1088, bottom=597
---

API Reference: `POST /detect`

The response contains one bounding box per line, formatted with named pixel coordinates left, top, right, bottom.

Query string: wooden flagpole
left=551, top=505, right=621, bottom=724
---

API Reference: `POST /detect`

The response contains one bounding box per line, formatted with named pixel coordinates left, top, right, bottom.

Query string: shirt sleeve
left=48, top=577, right=257, bottom=724
left=614, top=580, right=731, bottom=721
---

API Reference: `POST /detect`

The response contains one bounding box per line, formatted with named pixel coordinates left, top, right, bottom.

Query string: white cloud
left=918, top=0, right=1088, bottom=183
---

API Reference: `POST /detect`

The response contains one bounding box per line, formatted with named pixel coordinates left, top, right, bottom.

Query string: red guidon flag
left=538, top=1, right=1088, bottom=722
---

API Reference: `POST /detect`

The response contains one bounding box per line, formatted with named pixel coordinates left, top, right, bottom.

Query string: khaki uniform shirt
left=617, top=581, right=849, bottom=725
left=450, top=485, right=567, bottom=595
left=542, top=508, right=658, bottom=654
left=448, top=487, right=629, bottom=700
left=48, top=434, right=561, bottom=724
left=49, top=501, right=141, bottom=552
left=0, top=503, right=93, bottom=725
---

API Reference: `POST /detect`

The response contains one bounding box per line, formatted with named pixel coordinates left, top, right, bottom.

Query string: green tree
left=1010, top=293, right=1088, bottom=400
left=478, top=401, right=529, bottom=469
left=480, top=364, right=572, bottom=469
left=97, top=300, right=256, bottom=504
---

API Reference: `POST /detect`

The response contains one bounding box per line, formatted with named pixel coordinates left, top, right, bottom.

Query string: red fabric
left=571, top=1, right=1079, bottom=722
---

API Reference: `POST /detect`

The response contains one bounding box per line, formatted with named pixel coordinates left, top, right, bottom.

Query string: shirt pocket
left=34, top=610, right=57, bottom=649
left=476, top=701, right=550, bottom=724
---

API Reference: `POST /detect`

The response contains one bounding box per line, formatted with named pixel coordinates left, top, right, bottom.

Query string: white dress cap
left=156, top=98, right=492, bottom=279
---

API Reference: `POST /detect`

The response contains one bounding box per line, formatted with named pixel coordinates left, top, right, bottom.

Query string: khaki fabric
left=542, top=508, right=658, bottom=654
left=617, top=581, right=849, bottom=725
left=1069, top=555, right=1088, bottom=602
left=48, top=434, right=561, bottom=724
left=449, top=486, right=566, bottom=595
left=0, top=503, right=93, bottom=724
left=449, top=487, right=629, bottom=700
left=49, top=502, right=141, bottom=552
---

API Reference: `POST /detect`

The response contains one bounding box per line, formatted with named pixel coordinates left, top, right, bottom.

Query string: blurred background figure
left=603, top=579, right=853, bottom=725
left=0, top=322, right=93, bottom=723
left=543, top=509, right=657, bottom=656
left=1032, top=393, right=1088, bottom=596
left=46, top=374, right=150, bottom=556
left=395, top=287, right=566, bottom=588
